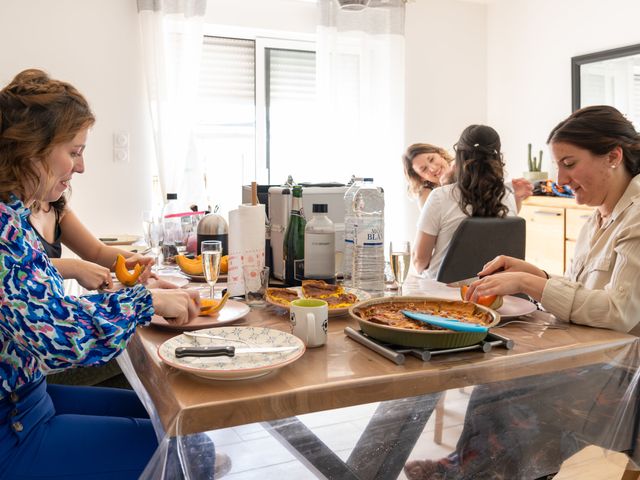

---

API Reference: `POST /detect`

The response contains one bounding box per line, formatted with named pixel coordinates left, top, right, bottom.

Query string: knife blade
left=401, top=310, right=488, bottom=333
left=174, top=346, right=298, bottom=358
left=446, top=276, right=480, bottom=287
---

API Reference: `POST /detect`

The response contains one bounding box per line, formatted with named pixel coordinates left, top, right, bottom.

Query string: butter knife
left=175, top=346, right=298, bottom=358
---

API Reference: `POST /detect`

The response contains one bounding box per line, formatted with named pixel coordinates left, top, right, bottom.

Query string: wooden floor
left=209, top=388, right=636, bottom=479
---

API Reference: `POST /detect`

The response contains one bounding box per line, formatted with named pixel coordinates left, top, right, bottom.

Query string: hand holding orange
left=460, top=285, right=504, bottom=310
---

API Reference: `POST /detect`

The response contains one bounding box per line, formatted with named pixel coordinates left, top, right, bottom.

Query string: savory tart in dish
left=353, top=299, right=493, bottom=332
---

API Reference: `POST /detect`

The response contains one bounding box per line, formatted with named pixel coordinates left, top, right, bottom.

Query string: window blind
left=268, top=48, right=316, bottom=102
left=199, top=36, right=255, bottom=103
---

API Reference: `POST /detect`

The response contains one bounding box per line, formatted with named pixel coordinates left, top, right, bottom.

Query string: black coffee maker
left=196, top=213, right=229, bottom=255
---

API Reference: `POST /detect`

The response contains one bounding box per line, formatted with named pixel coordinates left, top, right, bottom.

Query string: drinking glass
left=389, top=241, right=411, bottom=295
left=142, top=210, right=164, bottom=271
left=201, top=240, right=222, bottom=299
left=243, top=265, right=270, bottom=307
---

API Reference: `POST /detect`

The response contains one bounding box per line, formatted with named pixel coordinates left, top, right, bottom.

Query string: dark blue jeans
left=1, top=379, right=215, bottom=479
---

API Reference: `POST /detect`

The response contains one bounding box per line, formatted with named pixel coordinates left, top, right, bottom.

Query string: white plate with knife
left=157, top=326, right=306, bottom=380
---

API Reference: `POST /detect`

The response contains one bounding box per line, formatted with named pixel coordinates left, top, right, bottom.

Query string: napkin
left=227, top=204, right=266, bottom=296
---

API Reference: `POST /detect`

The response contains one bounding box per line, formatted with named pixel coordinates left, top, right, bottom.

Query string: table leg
left=345, top=393, right=441, bottom=479
left=265, top=417, right=361, bottom=480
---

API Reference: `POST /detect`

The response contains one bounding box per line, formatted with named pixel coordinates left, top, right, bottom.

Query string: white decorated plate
left=150, top=299, right=250, bottom=331
left=99, top=234, right=139, bottom=246
left=157, top=326, right=305, bottom=380
left=266, top=286, right=371, bottom=317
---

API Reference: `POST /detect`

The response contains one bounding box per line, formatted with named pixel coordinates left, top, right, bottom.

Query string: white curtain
left=137, top=0, right=206, bottom=206
left=316, top=0, right=406, bottom=241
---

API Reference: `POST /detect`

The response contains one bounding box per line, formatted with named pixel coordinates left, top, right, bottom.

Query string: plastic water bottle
left=342, top=176, right=364, bottom=286
left=352, top=180, right=385, bottom=294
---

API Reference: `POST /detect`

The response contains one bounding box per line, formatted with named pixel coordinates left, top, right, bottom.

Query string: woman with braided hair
left=412, top=125, right=519, bottom=278
left=0, top=69, right=221, bottom=478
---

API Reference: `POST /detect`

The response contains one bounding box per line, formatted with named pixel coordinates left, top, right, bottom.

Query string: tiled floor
left=210, top=388, right=633, bottom=479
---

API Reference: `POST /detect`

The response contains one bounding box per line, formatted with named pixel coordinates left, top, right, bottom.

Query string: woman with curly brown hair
left=412, top=125, right=518, bottom=278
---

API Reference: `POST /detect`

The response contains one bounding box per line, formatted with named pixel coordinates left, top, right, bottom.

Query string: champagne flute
left=390, top=241, right=411, bottom=295
left=142, top=210, right=164, bottom=271
left=201, top=240, right=222, bottom=299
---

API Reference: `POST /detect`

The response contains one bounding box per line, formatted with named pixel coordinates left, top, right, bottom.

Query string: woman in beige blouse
left=464, top=105, right=640, bottom=334
left=405, top=105, right=640, bottom=480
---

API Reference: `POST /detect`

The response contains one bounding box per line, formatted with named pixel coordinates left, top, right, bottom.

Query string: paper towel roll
left=227, top=204, right=266, bottom=296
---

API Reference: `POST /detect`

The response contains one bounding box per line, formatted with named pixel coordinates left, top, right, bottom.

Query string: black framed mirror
left=571, top=43, right=640, bottom=128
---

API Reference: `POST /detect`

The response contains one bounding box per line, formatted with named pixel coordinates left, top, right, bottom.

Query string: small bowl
left=348, top=296, right=500, bottom=349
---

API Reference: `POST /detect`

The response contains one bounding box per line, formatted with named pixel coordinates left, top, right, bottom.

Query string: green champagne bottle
left=283, top=186, right=306, bottom=286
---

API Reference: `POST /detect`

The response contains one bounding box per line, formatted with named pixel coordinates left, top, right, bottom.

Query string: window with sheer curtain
left=193, top=35, right=318, bottom=217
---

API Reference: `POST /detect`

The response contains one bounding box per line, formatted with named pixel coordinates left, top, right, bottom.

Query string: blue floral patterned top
left=0, top=195, right=154, bottom=400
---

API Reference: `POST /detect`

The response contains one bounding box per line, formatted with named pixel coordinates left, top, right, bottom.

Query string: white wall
left=486, top=0, right=640, bottom=179
left=0, top=0, right=153, bottom=237
left=403, top=0, right=487, bottom=241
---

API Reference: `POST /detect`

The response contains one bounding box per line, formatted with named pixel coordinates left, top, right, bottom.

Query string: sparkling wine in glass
left=390, top=241, right=411, bottom=295
left=201, top=240, right=222, bottom=299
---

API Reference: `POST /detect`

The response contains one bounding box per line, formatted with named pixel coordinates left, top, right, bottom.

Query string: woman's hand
left=72, top=259, right=113, bottom=290
left=150, top=289, right=200, bottom=326
left=123, top=253, right=155, bottom=283
left=478, top=255, right=546, bottom=278
left=468, top=255, right=549, bottom=303
left=511, top=177, right=533, bottom=201
left=464, top=272, right=526, bottom=301
left=465, top=271, right=548, bottom=304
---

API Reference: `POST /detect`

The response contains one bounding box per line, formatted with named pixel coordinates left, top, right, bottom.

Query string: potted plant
left=523, top=143, right=549, bottom=182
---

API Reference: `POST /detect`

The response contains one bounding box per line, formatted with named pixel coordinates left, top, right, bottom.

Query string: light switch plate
left=113, top=131, right=129, bottom=163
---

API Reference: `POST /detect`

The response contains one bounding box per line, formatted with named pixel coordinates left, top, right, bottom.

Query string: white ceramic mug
left=289, top=299, right=328, bottom=348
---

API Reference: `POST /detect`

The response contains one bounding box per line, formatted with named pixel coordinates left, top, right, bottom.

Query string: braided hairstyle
left=454, top=125, right=508, bottom=218
left=0, top=69, right=95, bottom=203
left=547, top=105, right=640, bottom=176
left=402, top=143, right=454, bottom=197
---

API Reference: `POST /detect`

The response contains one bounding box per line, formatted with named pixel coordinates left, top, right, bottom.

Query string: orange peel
left=114, top=254, right=143, bottom=286
left=198, top=292, right=230, bottom=315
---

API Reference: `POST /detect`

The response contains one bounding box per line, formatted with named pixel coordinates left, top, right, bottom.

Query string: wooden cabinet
left=520, top=197, right=594, bottom=276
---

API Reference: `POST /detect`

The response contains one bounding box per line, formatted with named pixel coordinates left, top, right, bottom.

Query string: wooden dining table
left=122, top=275, right=640, bottom=479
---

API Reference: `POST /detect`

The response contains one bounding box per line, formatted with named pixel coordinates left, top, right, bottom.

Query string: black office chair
left=436, top=216, right=526, bottom=284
